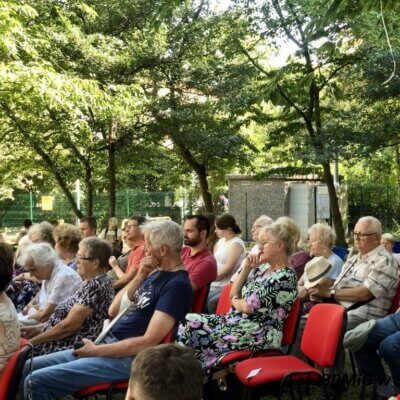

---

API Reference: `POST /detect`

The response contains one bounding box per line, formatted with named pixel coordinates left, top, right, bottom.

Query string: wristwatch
left=330, top=288, right=336, bottom=300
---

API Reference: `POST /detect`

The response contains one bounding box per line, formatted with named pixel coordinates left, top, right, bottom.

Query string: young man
left=125, top=344, right=203, bottom=400
left=79, top=217, right=97, bottom=238
left=181, top=215, right=217, bottom=292
left=111, top=216, right=146, bottom=289
left=21, top=220, right=193, bottom=400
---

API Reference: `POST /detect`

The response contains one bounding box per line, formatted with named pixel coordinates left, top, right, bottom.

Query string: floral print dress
left=177, top=264, right=298, bottom=369
left=33, top=274, right=114, bottom=356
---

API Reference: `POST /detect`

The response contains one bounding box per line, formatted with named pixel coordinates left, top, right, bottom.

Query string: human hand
left=138, top=256, right=159, bottom=279
left=308, top=285, right=330, bottom=301
left=298, top=286, right=309, bottom=300
left=109, top=256, right=119, bottom=270
left=14, top=273, right=25, bottom=282
left=243, top=254, right=261, bottom=270
left=21, top=325, right=42, bottom=339
left=74, top=339, right=97, bottom=358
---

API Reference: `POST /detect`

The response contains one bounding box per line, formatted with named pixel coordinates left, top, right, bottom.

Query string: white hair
left=143, top=220, right=183, bottom=255
left=308, top=223, right=336, bottom=247
left=382, top=233, right=395, bottom=243
left=254, top=215, right=274, bottom=227
left=358, top=216, right=382, bottom=235
left=23, top=242, right=58, bottom=268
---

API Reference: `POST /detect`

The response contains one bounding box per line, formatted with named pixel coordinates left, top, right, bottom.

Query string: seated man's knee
left=378, top=334, right=400, bottom=360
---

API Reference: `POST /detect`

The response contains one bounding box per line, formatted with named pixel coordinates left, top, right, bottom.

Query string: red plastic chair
left=235, top=303, right=346, bottom=400
left=73, top=329, right=175, bottom=400
left=0, top=338, right=32, bottom=400
left=389, top=279, right=400, bottom=314
left=215, top=283, right=233, bottom=315
left=217, top=297, right=302, bottom=367
left=192, top=284, right=210, bottom=313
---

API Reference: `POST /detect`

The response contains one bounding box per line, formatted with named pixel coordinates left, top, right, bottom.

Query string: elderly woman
left=177, top=221, right=298, bottom=369
left=18, top=243, right=82, bottom=326
left=276, top=216, right=311, bottom=279
left=298, top=223, right=344, bottom=305
left=23, top=237, right=114, bottom=356
left=8, top=222, right=56, bottom=311
left=0, top=243, right=20, bottom=377
left=206, top=214, right=246, bottom=313
left=381, top=233, right=400, bottom=266
left=231, top=215, right=274, bottom=283
left=53, top=223, right=82, bottom=271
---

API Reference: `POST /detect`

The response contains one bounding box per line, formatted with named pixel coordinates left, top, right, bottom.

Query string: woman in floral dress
left=177, top=221, right=298, bottom=369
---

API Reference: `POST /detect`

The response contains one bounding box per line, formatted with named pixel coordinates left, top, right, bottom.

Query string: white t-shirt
left=211, top=236, right=246, bottom=288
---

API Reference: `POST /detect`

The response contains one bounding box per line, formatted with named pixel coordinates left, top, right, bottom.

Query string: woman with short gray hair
left=18, top=243, right=81, bottom=326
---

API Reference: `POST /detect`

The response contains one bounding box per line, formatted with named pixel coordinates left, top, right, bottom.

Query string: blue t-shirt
left=111, top=270, right=193, bottom=341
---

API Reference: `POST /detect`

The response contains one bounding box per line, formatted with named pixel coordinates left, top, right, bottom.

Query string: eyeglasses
left=352, top=232, right=377, bottom=240
left=76, top=253, right=93, bottom=261
left=126, top=224, right=139, bottom=230
left=259, top=239, right=277, bottom=246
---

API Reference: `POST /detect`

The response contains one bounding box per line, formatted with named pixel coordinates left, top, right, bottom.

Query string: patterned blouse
left=33, top=274, right=114, bottom=356
left=177, top=264, right=298, bottom=369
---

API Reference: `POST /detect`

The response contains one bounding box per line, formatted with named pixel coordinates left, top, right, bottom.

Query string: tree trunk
left=321, top=161, right=347, bottom=247
left=197, top=165, right=213, bottom=213
left=85, top=165, right=94, bottom=216
left=0, top=102, right=83, bottom=218
left=108, top=140, right=116, bottom=217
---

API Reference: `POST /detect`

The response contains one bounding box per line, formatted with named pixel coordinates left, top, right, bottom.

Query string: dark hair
left=129, top=344, right=203, bottom=400
left=129, top=215, right=147, bottom=226
left=23, top=219, right=33, bottom=229
left=204, top=213, right=216, bottom=226
left=215, top=213, right=241, bottom=234
left=185, top=215, right=210, bottom=237
left=0, top=243, right=14, bottom=292
left=81, top=237, right=112, bottom=269
left=80, top=216, right=97, bottom=230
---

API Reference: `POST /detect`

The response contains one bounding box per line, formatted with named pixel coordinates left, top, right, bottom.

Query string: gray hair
left=81, top=237, right=112, bottom=268
left=263, top=221, right=298, bottom=256
left=28, top=221, right=55, bottom=246
left=382, top=233, right=395, bottom=243
left=143, top=220, right=183, bottom=255
left=23, top=242, right=58, bottom=268
left=308, top=223, right=336, bottom=247
left=358, top=216, right=382, bottom=235
left=254, top=215, right=274, bottom=228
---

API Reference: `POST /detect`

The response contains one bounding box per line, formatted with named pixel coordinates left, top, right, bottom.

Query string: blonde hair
left=382, top=233, right=395, bottom=243
left=275, top=216, right=301, bottom=245
left=262, top=221, right=298, bottom=256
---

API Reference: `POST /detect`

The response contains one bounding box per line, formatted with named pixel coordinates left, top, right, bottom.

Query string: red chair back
left=301, top=303, right=346, bottom=367
left=0, top=338, right=32, bottom=400
left=161, top=328, right=175, bottom=344
left=282, top=297, right=301, bottom=347
left=215, top=284, right=232, bottom=315
left=389, top=280, right=400, bottom=314
left=192, top=284, right=210, bottom=313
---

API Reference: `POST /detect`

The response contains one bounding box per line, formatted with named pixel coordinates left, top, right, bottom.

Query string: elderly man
left=18, top=243, right=82, bottom=325
left=309, top=216, right=398, bottom=394
left=309, top=216, right=398, bottom=329
left=181, top=215, right=217, bottom=292
left=21, top=220, right=193, bottom=400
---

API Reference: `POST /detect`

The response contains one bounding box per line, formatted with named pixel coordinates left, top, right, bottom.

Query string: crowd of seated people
left=1, top=213, right=400, bottom=399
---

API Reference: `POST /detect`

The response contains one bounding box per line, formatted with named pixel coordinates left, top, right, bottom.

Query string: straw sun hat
left=303, top=256, right=332, bottom=289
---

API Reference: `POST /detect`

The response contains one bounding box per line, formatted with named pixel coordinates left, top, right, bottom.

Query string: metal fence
left=0, top=190, right=200, bottom=230
left=347, top=183, right=400, bottom=233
